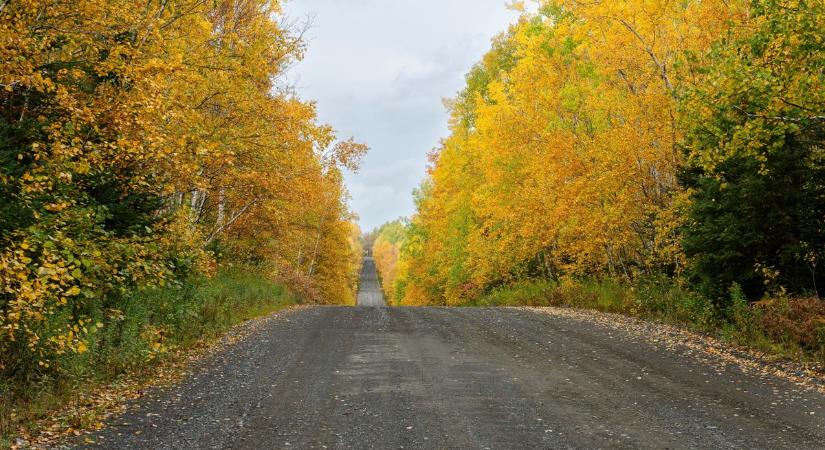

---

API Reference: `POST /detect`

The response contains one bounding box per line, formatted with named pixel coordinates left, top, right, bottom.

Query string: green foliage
left=0, top=114, right=42, bottom=240
left=470, top=279, right=557, bottom=307
left=680, top=0, right=825, bottom=301
left=633, top=275, right=717, bottom=329
left=472, top=277, right=715, bottom=327
left=374, top=220, right=408, bottom=245
left=727, top=283, right=758, bottom=333
left=88, top=266, right=294, bottom=368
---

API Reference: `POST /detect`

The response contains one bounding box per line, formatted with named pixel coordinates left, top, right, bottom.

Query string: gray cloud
left=284, top=0, right=520, bottom=231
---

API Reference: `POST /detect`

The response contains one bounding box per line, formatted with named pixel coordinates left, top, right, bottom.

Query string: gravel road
left=73, top=263, right=825, bottom=449
left=357, top=257, right=385, bottom=307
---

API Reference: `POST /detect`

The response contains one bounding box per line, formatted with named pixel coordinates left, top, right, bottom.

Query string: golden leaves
left=396, top=0, right=742, bottom=305
left=2, top=0, right=365, bottom=374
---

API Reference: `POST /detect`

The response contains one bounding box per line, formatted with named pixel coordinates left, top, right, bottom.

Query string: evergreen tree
left=680, top=0, right=825, bottom=301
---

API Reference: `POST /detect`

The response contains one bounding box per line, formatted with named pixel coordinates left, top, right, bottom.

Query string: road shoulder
left=18, top=306, right=303, bottom=449
left=525, top=306, right=825, bottom=394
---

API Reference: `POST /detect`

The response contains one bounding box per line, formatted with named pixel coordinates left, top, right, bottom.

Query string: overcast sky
left=283, top=0, right=521, bottom=232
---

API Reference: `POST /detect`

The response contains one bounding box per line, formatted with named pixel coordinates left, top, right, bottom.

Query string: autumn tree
left=396, top=0, right=743, bottom=306
left=0, top=0, right=365, bottom=379
left=372, top=219, right=408, bottom=302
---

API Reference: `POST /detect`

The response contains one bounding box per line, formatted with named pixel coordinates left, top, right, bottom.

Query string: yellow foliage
left=1, top=0, right=366, bottom=374
left=373, top=236, right=401, bottom=301
left=396, top=0, right=744, bottom=305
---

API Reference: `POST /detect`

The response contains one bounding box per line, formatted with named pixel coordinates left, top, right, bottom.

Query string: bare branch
left=615, top=17, right=675, bottom=95
left=733, top=105, right=825, bottom=123
left=202, top=197, right=260, bottom=247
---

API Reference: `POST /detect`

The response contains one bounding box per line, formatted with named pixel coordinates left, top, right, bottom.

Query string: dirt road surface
left=357, top=257, right=385, bottom=307
left=73, top=262, right=825, bottom=449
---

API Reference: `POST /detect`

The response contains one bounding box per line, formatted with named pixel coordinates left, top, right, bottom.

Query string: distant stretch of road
left=76, top=263, right=825, bottom=449
left=357, top=257, right=385, bottom=307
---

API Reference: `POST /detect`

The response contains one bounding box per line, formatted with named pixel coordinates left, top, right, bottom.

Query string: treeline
left=0, top=0, right=364, bottom=398
left=374, top=1, right=824, bottom=357
left=372, top=220, right=407, bottom=300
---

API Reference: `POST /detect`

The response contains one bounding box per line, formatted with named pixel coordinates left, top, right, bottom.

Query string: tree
left=372, top=219, right=408, bottom=302
left=680, top=0, right=825, bottom=301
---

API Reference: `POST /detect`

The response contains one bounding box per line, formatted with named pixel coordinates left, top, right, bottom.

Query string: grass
left=1, top=266, right=296, bottom=447
left=467, top=276, right=825, bottom=364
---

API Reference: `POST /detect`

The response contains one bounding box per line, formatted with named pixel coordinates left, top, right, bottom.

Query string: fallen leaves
left=526, top=306, right=825, bottom=394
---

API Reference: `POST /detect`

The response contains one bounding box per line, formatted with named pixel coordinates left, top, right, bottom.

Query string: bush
left=472, top=279, right=558, bottom=307
left=634, top=275, right=718, bottom=330
left=756, top=297, right=825, bottom=359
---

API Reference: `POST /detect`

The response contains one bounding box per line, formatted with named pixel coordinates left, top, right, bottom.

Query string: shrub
left=635, top=275, right=718, bottom=329
left=756, top=297, right=825, bottom=358
left=473, top=279, right=557, bottom=307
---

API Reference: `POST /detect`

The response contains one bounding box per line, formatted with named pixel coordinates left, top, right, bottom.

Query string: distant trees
left=371, top=220, right=408, bottom=302
left=1, top=0, right=365, bottom=378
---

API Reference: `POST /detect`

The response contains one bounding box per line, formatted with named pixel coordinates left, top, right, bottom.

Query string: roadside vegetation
left=1, top=266, right=296, bottom=444
left=1, top=0, right=364, bottom=443
left=372, top=0, right=825, bottom=363
left=466, top=278, right=825, bottom=362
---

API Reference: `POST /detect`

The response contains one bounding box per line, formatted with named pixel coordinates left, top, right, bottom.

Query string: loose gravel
left=61, top=304, right=825, bottom=449
left=63, top=261, right=824, bottom=449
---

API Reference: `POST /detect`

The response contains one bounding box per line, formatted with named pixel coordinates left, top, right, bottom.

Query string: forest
left=1, top=0, right=364, bottom=436
left=372, top=0, right=825, bottom=361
